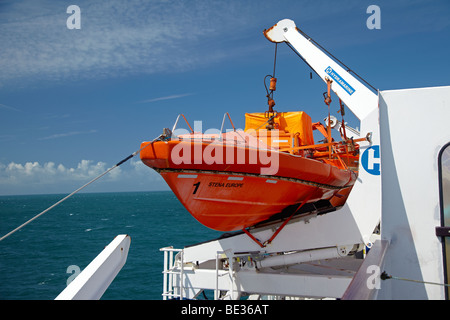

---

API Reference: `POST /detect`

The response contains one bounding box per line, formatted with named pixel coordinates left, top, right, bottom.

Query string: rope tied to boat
left=0, top=134, right=164, bottom=242
left=381, top=271, right=450, bottom=288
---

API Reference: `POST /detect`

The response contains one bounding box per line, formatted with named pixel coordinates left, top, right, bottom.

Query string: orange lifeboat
left=140, top=110, right=363, bottom=232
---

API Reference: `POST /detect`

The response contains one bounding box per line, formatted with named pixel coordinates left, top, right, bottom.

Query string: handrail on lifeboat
left=172, top=114, right=194, bottom=134
left=220, top=112, right=236, bottom=134
left=219, top=112, right=248, bottom=144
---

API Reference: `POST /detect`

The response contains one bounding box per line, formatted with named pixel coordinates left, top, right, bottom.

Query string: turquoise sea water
left=0, top=191, right=222, bottom=300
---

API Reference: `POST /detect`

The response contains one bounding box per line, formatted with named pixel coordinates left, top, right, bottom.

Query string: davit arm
left=263, top=19, right=378, bottom=121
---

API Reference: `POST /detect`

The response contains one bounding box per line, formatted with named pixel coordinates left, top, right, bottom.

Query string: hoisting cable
left=286, top=28, right=377, bottom=93
left=272, top=42, right=278, bottom=80
left=264, top=43, right=278, bottom=130
left=323, top=78, right=333, bottom=159
left=381, top=271, right=450, bottom=288
left=0, top=134, right=164, bottom=242
left=285, top=42, right=320, bottom=79
left=338, top=99, right=347, bottom=140
left=264, top=43, right=278, bottom=100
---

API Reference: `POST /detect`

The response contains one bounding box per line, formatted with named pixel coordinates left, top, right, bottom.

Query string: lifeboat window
left=439, top=142, right=450, bottom=299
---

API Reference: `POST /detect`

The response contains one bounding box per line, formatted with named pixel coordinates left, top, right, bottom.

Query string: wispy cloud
left=0, top=103, right=22, bottom=112
left=0, top=0, right=265, bottom=87
left=1, top=0, right=443, bottom=88
left=138, top=93, right=194, bottom=104
left=38, top=129, right=97, bottom=140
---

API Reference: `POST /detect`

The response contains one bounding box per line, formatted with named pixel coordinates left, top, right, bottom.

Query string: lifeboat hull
left=141, top=139, right=357, bottom=231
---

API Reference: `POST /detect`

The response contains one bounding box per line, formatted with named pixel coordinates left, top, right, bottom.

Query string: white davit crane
left=263, top=19, right=382, bottom=247
left=263, top=18, right=378, bottom=121
left=155, top=19, right=388, bottom=301
left=158, top=20, right=449, bottom=301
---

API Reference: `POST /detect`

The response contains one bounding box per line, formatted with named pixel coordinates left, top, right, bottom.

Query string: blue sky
left=0, top=0, right=449, bottom=195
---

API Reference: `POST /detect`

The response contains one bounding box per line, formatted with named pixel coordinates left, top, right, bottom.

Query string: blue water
left=0, top=191, right=222, bottom=300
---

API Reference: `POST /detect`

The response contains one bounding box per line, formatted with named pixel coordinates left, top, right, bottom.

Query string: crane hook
left=323, top=77, right=333, bottom=106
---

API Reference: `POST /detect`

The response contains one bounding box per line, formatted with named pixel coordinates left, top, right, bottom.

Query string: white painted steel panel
left=378, top=86, right=450, bottom=299
left=55, top=234, right=131, bottom=300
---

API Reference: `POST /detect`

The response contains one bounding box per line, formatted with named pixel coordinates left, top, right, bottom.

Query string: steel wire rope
left=0, top=134, right=163, bottom=242
left=264, top=43, right=278, bottom=99
left=381, top=271, right=450, bottom=288
left=285, top=28, right=378, bottom=93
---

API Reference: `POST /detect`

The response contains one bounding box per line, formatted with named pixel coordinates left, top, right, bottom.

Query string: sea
left=0, top=191, right=223, bottom=300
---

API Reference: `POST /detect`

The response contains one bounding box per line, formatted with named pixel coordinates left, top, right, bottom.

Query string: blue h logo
left=361, top=145, right=380, bottom=175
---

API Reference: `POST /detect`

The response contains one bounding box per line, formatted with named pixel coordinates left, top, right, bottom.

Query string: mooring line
left=0, top=135, right=162, bottom=242
left=381, top=271, right=450, bottom=287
